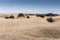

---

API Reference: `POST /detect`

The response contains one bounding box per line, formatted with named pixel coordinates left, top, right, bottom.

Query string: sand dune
left=0, top=15, right=60, bottom=40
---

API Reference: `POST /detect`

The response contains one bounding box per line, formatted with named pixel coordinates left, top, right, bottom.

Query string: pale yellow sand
left=0, top=14, right=60, bottom=40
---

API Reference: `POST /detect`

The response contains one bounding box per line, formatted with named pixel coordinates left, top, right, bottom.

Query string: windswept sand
left=0, top=15, right=60, bottom=40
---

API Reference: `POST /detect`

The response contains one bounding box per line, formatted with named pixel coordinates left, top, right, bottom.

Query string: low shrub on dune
left=36, top=14, right=45, bottom=18
left=5, top=17, right=9, bottom=19
left=9, top=15, right=14, bottom=19
left=17, top=13, right=24, bottom=17
left=47, top=17, right=54, bottom=22
left=45, top=13, right=59, bottom=17
left=5, top=15, right=14, bottom=19
left=27, top=16, right=30, bottom=18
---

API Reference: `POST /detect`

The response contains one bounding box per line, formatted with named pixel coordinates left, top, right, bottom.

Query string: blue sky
left=0, top=0, right=60, bottom=14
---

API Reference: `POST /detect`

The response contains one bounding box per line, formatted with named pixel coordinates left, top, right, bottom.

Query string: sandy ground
left=0, top=15, right=60, bottom=40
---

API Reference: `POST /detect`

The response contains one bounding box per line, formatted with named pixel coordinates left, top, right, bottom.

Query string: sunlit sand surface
left=0, top=14, right=60, bottom=40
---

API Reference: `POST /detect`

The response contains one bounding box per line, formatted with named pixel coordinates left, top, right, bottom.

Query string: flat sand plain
left=0, top=14, right=60, bottom=40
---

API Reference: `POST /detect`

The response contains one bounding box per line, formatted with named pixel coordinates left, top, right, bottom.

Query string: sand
left=0, top=14, right=60, bottom=40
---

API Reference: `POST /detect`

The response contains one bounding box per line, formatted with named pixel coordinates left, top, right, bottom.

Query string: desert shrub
left=9, top=15, right=14, bottom=19
left=45, top=13, right=55, bottom=16
left=44, top=13, right=59, bottom=17
left=27, top=16, right=30, bottom=18
left=17, top=13, right=24, bottom=17
left=5, top=17, right=9, bottom=19
left=39, top=15, right=45, bottom=18
left=36, top=14, right=45, bottom=18
left=36, top=14, right=40, bottom=17
left=47, top=17, right=54, bottom=22
left=54, top=14, right=59, bottom=16
left=29, top=14, right=35, bottom=16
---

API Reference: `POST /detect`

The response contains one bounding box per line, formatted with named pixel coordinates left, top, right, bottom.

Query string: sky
left=0, top=0, right=60, bottom=14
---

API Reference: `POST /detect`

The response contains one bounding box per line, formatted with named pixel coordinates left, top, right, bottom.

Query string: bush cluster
left=36, top=14, right=45, bottom=18
left=5, top=15, right=14, bottom=19
left=17, top=13, right=24, bottom=17
left=47, top=17, right=54, bottom=22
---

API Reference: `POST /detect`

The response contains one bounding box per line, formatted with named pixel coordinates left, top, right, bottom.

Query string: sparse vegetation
left=9, top=15, right=14, bottom=19
left=45, top=13, right=59, bottom=16
left=5, top=15, right=14, bottom=19
left=46, top=13, right=55, bottom=16
left=47, top=17, right=54, bottom=22
left=17, top=13, right=24, bottom=17
left=36, top=14, right=40, bottom=17
left=5, top=17, right=9, bottom=19
left=39, top=14, right=45, bottom=18
left=1, top=13, right=60, bottom=40
left=27, top=16, right=30, bottom=18
left=29, top=14, right=35, bottom=16
left=36, top=14, right=45, bottom=18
